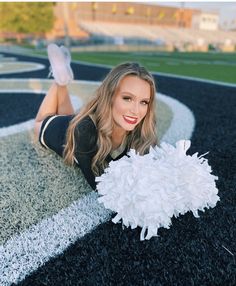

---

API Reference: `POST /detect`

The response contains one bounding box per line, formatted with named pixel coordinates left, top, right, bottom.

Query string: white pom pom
left=96, top=140, right=219, bottom=240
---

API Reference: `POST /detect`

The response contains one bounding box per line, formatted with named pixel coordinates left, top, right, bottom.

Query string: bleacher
left=79, top=21, right=236, bottom=50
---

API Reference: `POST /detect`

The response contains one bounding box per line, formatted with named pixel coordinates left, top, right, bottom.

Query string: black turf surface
left=1, top=52, right=235, bottom=286
left=0, top=52, right=110, bottom=81
left=0, top=92, right=44, bottom=127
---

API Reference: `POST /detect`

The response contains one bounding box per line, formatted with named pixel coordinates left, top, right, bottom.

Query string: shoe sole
left=60, top=45, right=74, bottom=81
left=47, top=44, right=72, bottom=86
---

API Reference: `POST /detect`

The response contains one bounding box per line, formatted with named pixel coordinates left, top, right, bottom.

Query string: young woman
left=34, top=44, right=157, bottom=190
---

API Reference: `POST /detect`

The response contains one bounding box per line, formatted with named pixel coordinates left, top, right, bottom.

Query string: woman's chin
left=113, top=119, right=139, bottom=133
left=123, top=124, right=137, bottom=132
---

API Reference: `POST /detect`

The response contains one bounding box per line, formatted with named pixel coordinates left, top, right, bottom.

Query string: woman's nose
left=130, top=102, right=139, bottom=115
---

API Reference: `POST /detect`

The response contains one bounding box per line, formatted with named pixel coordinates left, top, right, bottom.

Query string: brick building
left=47, top=2, right=197, bottom=40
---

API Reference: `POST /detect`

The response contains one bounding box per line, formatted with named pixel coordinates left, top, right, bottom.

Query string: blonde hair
left=63, top=62, right=157, bottom=175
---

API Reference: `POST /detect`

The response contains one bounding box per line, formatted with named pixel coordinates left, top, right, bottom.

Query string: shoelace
left=60, top=46, right=71, bottom=64
left=47, top=66, right=53, bottom=78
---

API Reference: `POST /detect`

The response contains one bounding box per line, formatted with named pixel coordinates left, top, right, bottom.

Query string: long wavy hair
left=63, top=62, right=157, bottom=175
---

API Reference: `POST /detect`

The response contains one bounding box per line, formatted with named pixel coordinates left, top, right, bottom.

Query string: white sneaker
left=60, top=45, right=74, bottom=82
left=47, top=43, right=74, bottom=86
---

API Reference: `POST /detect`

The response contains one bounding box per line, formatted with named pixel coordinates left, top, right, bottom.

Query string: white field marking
left=0, top=78, right=98, bottom=84
left=0, top=90, right=82, bottom=138
left=0, top=78, right=99, bottom=92
left=0, top=62, right=45, bottom=75
left=0, top=191, right=111, bottom=286
left=0, top=119, right=35, bottom=138
left=0, top=57, right=17, bottom=62
left=158, top=93, right=195, bottom=144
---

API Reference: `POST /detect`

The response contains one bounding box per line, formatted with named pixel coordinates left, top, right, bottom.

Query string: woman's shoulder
left=74, top=115, right=98, bottom=153
left=76, top=115, right=97, bottom=133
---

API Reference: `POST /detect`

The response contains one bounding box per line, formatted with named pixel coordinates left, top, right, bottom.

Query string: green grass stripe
left=71, top=51, right=236, bottom=84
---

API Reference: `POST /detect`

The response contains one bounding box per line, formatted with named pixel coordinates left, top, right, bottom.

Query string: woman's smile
left=123, top=115, right=138, bottom=124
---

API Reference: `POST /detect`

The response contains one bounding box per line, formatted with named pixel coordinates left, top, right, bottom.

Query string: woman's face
left=111, top=75, right=151, bottom=134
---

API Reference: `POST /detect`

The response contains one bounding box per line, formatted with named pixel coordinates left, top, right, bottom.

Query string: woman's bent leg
left=34, top=83, right=74, bottom=138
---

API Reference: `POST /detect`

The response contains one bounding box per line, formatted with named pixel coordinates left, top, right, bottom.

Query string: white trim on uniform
left=40, top=115, right=59, bottom=149
left=73, top=156, right=79, bottom=165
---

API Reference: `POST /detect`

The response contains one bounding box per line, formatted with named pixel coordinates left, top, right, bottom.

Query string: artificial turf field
left=0, top=50, right=236, bottom=285
left=28, top=48, right=236, bottom=84
left=70, top=51, right=236, bottom=84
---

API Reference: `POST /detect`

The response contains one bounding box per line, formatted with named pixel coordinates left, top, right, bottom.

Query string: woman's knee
left=34, top=121, right=43, bottom=139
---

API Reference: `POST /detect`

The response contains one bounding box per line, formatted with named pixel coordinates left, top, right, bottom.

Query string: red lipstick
left=123, top=116, right=138, bottom=124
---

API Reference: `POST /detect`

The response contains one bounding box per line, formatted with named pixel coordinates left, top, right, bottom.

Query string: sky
left=155, top=2, right=236, bottom=26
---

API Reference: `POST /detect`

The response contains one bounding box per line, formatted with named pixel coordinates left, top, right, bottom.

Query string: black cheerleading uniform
left=39, top=115, right=127, bottom=190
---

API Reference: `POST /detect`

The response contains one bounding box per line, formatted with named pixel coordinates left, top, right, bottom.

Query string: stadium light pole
left=92, top=2, right=98, bottom=21
left=179, top=2, right=185, bottom=28
left=62, top=2, right=70, bottom=48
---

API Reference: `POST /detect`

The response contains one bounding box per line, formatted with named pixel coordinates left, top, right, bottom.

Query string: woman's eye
left=123, top=96, right=132, bottom=101
left=141, top=101, right=149, bottom=105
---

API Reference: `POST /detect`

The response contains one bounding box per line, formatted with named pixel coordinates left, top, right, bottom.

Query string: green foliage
left=0, top=2, right=54, bottom=35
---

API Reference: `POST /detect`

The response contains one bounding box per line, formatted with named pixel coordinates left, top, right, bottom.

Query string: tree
left=0, top=2, right=54, bottom=42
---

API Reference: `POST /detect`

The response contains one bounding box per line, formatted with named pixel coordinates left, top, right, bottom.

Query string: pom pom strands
left=96, top=140, right=219, bottom=241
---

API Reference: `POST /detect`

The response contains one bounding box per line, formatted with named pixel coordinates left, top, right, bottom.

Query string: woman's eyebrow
left=120, top=91, right=135, bottom=96
left=121, top=92, right=150, bottom=100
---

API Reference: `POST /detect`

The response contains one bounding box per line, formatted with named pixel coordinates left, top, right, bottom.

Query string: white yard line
left=0, top=191, right=111, bottom=286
